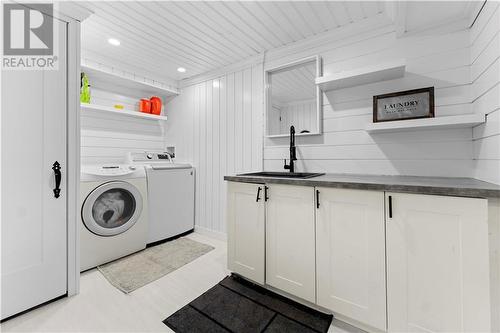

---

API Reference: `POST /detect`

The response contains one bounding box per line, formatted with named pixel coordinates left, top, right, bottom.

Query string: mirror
left=266, top=56, right=322, bottom=137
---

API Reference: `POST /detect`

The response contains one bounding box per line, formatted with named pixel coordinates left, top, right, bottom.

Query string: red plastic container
left=150, top=96, right=162, bottom=115
left=139, top=99, right=151, bottom=113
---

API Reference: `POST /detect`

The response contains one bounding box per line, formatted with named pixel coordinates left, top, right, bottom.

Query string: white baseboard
left=194, top=226, right=227, bottom=241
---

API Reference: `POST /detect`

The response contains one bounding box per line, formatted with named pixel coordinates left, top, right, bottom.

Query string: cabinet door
left=316, top=188, right=386, bottom=331
left=266, top=184, right=316, bottom=302
left=227, top=182, right=265, bottom=284
left=386, top=192, right=490, bottom=333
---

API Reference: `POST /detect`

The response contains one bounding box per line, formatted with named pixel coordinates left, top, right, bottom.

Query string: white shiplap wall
left=81, top=89, right=165, bottom=165
left=472, top=2, right=500, bottom=185
left=170, top=18, right=484, bottom=233
left=166, top=64, right=264, bottom=234
left=263, top=22, right=475, bottom=178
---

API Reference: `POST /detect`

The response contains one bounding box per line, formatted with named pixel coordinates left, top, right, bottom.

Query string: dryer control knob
left=147, top=154, right=153, bottom=159
left=129, top=166, right=136, bottom=170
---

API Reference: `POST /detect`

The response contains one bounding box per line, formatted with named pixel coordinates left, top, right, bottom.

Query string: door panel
left=1, top=17, right=67, bottom=319
left=266, top=184, right=315, bottom=302
left=316, top=188, right=386, bottom=331
left=227, top=182, right=265, bottom=284
left=386, top=192, right=490, bottom=333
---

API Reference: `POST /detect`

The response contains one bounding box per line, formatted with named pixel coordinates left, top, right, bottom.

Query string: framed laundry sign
left=373, top=87, right=434, bottom=122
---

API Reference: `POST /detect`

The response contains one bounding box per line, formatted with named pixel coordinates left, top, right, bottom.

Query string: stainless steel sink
left=238, top=171, right=325, bottom=179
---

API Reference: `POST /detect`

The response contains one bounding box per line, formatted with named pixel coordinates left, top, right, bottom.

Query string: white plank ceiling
left=77, top=1, right=478, bottom=82
left=77, top=1, right=385, bottom=80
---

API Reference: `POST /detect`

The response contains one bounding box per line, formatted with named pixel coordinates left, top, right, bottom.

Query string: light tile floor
left=1, top=233, right=363, bottom=333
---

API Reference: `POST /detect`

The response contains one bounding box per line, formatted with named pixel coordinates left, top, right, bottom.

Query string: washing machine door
left=82, top=181, right=143, bottom=236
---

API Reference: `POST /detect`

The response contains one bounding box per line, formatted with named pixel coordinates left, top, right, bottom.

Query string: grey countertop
left=224, top=173, right=500, bottom=198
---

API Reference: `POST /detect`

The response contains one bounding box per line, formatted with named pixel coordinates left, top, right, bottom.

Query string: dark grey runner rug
left=163, top=274, right=333, bottom=333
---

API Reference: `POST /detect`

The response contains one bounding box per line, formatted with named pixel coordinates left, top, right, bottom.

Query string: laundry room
left=2, top=1, right=500, bottom=333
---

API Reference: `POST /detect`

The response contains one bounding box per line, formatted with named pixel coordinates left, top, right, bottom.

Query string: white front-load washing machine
left=80, top=164, right=148, bottom=271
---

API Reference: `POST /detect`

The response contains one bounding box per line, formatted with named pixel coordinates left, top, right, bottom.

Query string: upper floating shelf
left=365, top=114, right=485, bottom=133
left=81, top=64, right=179, bottom=98
left=316, top=59, right=406, bottom=92
left=81, top=103, right=168, bottom=121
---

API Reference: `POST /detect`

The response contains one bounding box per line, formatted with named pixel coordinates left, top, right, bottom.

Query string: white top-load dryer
left=128, top=152, right=195, bottom=244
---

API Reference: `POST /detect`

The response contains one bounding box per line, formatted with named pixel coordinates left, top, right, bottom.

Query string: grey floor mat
left=164, top=274, right=333, bottom=333
left=97, top=237, right=214, bottom=293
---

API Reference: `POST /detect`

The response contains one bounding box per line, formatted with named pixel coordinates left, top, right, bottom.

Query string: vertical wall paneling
left=168, top=64, right=264, bottom=233
left=471, top=2, right=500, bottom=185
left=278, top=99, right=316, bottom=134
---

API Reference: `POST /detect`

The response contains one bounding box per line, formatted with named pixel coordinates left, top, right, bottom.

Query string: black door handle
left=264, top=186, right=269, bottom=202
left=256, top=187, right=262, bottom=202
left=52, top=161, right=61, bottom=198
left=316, top=190, right=320, bottom=209
left=388, top=195, right=393, bottom=218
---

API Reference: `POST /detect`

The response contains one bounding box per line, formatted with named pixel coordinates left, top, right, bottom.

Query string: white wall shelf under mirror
left=365, top=114, right=485, bottom=133
left=316, top=59, right=406, bottom=92
left=265, top=56, right=322, bottom=138
left=81, top=103, right=168, bottom=121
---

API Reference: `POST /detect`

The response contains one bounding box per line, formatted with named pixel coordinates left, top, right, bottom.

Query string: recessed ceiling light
left=108, top=38, right=120, bottom=46
left=177, top=67, right=186, bottom=73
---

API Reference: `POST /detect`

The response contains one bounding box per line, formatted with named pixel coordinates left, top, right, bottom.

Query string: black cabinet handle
left=388, top=195, right=393, bottom=218
left=316, top=190, right=320, bottom=209
left=264, top=186, right=269, bottom=202
left=52, top=161, right=61, bottom=198
left=256, top=187, right=262, bottom=202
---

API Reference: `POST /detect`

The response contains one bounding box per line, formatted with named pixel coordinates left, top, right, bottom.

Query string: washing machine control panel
left=130, top=152, right=173, bottom=162
left=82, top=164, right=140, bottom=176
left=101, top=165, right=131, bottom=175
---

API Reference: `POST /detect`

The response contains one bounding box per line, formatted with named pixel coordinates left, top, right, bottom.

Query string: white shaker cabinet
left=266, top=184, right=316, bottom=303
left=316, top=188, right=386, bottom=331
left=227, top=182, right=265, bottom=284
left=386, top=192, right=491, bottom=333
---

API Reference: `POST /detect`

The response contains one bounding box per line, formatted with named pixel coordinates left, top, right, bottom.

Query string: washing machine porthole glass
left=82, top=181, right=143, bottom=237
left=92, top=188, right=136, bottom=229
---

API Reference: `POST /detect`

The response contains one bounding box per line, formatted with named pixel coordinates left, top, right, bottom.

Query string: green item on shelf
left=80, top=72, right=91, bottom=103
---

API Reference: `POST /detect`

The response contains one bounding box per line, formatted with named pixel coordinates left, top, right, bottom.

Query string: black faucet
left=284, top=125, right=297, bottom=173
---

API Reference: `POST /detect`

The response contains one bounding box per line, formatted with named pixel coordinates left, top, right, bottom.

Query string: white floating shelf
left=365, top=114, right=485, bottom=133
left=81, top=103, right=168, bottom=121
left=81, top=65, right=179, bottom=98
left=316, top=59, right=406, bottom=91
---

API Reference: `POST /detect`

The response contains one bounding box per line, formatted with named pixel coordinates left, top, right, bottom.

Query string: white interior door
left=227, top=181, right=265, bottom=284
left=266, top=184, right=316, bottom=303
left=1, top=16, right=68, bottom=320
left=386, top=192, right=491, bottom=333
left=316, top=188, right=386, bottom=331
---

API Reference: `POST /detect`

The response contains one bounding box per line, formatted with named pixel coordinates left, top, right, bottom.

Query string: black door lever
left=52, top=161, right=61, bottom=198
